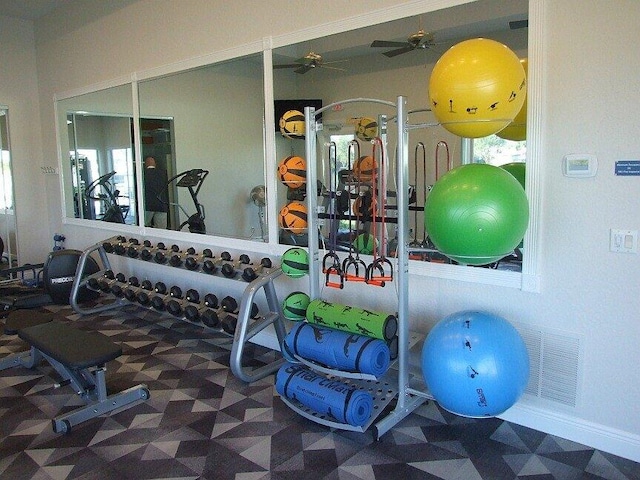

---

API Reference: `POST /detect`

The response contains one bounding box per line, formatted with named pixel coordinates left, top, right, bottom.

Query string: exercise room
left=1, top=0, right=639, bottom=478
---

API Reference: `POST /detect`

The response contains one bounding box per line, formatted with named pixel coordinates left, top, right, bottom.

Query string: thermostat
left=562, top=154, right=597, bottom=177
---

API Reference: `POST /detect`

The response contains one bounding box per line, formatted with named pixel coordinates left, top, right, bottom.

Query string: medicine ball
left=43, top=249, right=100, bottom=304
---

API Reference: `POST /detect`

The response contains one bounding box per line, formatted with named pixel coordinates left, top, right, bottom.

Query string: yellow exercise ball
left=429, top=38, right=526, bottom=138
left=497, top=58, right=528, bottom=141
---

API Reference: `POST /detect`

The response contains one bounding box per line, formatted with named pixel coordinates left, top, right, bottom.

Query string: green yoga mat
left=305, top=299, right=397, bottom=341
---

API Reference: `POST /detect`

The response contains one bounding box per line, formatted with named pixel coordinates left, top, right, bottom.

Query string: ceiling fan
left=370, top=29, right=437, bottom=58
left=274, top=51, right=347, bottom=74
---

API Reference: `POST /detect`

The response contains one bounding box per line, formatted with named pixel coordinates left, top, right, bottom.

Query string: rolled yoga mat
left=305, top=299, right=398, bottom=341
left=275, top=362, right=374, bottom=427
left=284, top=322, right=391, bottom=377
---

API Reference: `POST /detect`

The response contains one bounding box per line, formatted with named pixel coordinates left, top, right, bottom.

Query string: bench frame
left=1, top=319, right=149, bottom=434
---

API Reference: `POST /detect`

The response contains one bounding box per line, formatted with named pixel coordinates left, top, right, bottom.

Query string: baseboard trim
left=499, top=402, right=640, bottom=463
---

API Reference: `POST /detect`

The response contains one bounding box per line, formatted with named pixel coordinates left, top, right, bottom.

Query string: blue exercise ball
left=421, top=310, right=529, bottom=418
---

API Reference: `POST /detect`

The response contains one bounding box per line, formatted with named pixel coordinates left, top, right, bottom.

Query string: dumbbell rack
left=70, top=235, right=288, bottom=383
left=281, top=96, right=430, bottom=438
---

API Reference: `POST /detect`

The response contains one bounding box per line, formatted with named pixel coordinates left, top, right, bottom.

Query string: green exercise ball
left=424, top=163, right=528, bottom=265
left=500, top=162, right=526, bottom=189
left=353, top=233, right=377, bottom=255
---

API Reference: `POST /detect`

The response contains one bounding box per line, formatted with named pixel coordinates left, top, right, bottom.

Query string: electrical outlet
left=610, top=229, right=638, bottom=253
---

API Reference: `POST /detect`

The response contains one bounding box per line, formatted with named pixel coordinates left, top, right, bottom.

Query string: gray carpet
left=1, top=304, right=639, bottom=480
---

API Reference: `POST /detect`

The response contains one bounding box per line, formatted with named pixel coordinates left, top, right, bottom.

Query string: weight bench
left=0, top=309, right=55, bottom=370
left=1, top=311, right=149, bottom=434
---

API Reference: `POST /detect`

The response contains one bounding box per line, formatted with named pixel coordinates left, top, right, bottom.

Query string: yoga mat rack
left=69, top=236, right=288, bottom=383
left=294, top=96, right=431, bottom=439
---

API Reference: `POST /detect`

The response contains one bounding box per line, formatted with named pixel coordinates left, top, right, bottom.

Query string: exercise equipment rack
left=70, top=235, right=288, bottom=383
left=279, top=96, right=433, bottom=439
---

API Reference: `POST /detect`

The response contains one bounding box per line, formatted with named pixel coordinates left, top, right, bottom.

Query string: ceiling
left=0, top=0, right=63, bottom=20
left=273, top=0, right=528, bottom=67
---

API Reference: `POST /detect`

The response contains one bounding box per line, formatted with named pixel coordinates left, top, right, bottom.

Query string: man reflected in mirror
left=143, top=156, right=168, bottom=228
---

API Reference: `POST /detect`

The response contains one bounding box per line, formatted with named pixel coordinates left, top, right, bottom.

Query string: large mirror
left=0, top=107, right=17, bottom=269
left=58, top=83, right=138, bottom=226
left=138, top=53, right=266, bottom=240
left=273, top=0, right=528, bottom=272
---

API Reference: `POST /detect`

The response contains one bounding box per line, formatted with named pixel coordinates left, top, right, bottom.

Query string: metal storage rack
left=277, top=96, right=432, bottom=438
left=69, top=236, right=288, bottom=382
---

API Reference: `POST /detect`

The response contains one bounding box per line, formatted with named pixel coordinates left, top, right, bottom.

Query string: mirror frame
left=54, top=0, right=542, bottom=292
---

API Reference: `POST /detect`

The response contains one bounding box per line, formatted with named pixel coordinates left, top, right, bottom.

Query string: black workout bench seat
left=1, top=312, right=149, bottom=434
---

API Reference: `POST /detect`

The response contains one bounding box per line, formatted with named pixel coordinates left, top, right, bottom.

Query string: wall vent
left=514, top=323, right=582, bottom=408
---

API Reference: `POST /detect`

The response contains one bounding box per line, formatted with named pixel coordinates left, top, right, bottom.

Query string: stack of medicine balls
left=280, top=247, right=311, bottom=321
left=278, top=110, right=308, bottom=237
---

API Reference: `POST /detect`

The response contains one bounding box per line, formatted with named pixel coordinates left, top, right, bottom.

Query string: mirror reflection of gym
left=273, top=0, right=528, bottom=272
left=137, top=53, right=266, bottom=239
left=0, top=107, right=17, bottom=270
left=57, top=83, right=138, bottom=226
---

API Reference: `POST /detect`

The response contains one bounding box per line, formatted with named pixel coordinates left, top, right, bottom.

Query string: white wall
left=22, top=0, right=640, bottom=462
left=0, top=15, right=50, bottom=264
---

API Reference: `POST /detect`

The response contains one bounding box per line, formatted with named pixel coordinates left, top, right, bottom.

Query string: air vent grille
left=514, top=323, right=581, bottom=408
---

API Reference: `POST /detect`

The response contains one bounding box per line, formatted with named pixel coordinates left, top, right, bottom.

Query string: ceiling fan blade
left=319, top=65, right=347, bottom=72
left=509, top=19, right=528, bottom=29
left=294, top=65, right=313, bottom=74
left=322, top=59, right=348, bottom=66
left=383, top=45, right=415, bottom=58
left=274, top=64, right=300, bottom=69
left=371, top=40, right=410, bottom=48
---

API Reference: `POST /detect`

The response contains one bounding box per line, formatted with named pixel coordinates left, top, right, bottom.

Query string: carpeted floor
left=1, top=303, right=639, bottom=480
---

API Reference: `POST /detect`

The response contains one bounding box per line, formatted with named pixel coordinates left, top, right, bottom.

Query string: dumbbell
left=143, top=240, right=152, bottom=247
left=92, top=270, right=125, bottom=293
left=110, top=283, right=124, bottom=297
left=201, top=295, right=237, bottom=329
left=113, top=243, right=127, bottom=255
left=241, top=257, right=273, bottom=282
left=140, top=247, right=153, bottom=261
left=202, top=257, right=218, bottom=274
left=87, top=275, right=104, bottom=291
left=220, top=253, right=252, bottom=278
left=165, top=285, right=185, bottom=316
left=122, top=276, right=140, bottom=302
left=199, top=293, right=219, bottom=327
left=154, top=250, right=168, bottom=264
left=103, top=236, right=125, bottom=254
left=179, top=289, right=201, bottom=321
left=136, top=279, right=154, bottom=305
left=169, top=252, right=183, bottom=267
left=153, top=281, right=167, bottom=295
left=219, top=298, right=260, bottom=335
left=124, top=286, right=138, bottom=302
left=184, top=248, right=214, bottom=271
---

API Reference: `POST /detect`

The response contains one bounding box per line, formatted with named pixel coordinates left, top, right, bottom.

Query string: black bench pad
left=4, top=310, right=55, bottom=335
left=18, top=321, right=122, bottom=369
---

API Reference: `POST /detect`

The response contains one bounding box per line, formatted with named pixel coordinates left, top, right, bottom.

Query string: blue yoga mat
left=284, top=322, right=391, bottom=377
left=275, top=362, right=374, bottom=427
